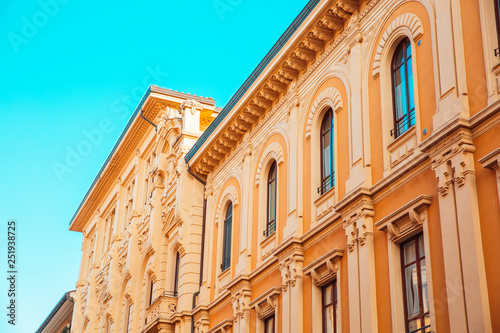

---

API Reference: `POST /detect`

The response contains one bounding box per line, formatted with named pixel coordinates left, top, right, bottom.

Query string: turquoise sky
left=0, top=0, right=308, bottom=332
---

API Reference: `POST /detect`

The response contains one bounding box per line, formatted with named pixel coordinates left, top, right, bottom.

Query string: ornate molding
left=303, top=248, right=343, bottom=287
left=229, top=278, right=252, bottom=324
left=305, top=87, right=343, bottom=140
left=375, top=195, right=432, bottom=242
left=215, top=185, right=239, bottom=225
left=255, top=142, right=285, bottom=186
left=206, top=319, right=233, bottom=333
left=249, top=287, right=280, bottom=320
left=372, top=13, right=424, bottom=78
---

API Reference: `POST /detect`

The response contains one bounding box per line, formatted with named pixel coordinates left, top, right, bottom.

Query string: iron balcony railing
left=391, top=110, right=416, bottom=138
left=318, top=173, right=335, bottom=195
left=263, top=220, right=276, bottom=238
left=408, top=325, right=434, bottom=333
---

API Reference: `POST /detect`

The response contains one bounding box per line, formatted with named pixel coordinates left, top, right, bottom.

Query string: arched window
left=265, top=162, right=277, bottom=237
left=391, top=38, right=415, bottom=139
left=320, top=109, right=334, bottom=194
left=221, top=203, right=233, bottom=272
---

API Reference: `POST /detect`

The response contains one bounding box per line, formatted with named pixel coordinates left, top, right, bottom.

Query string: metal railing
left=149, top=290, right=178, bottom=307
left=263, top=220, right=276, bottom=238
left=318, top=174, right=335, bottom=195
left=391, top=110, right=416, bottom=138
left=408, top=325, right=434, bottom=333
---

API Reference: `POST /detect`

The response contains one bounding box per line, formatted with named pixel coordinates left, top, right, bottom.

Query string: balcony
left=143, top=291, right=178, bottom=333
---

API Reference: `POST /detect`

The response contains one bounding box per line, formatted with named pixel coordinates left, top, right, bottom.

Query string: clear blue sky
left=0, top=0, right=308, bottom=332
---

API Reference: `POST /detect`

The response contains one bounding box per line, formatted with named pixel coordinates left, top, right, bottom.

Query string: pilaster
left=277, top=241, right=304, bottom=333
left=429, top=129, right=492, bottom=333
left=339, top=192, right=377, bottom=333
left=229, top=278, right=252, bottom=333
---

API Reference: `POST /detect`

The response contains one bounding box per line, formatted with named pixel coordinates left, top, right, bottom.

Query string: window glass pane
left=265, top=316, right=275, bottom=333
left=324, top=305, right=335, bottom=333
left=408, top=318, right=421, bottom=333
left=404, top=242, right=416, bottom=264
left=418, top=236, right=425, bottom=258
left=407, top=54, right=415, bottom=113
left=394, top=47, right=404, bottom=67
left=323, top=131, right=331, bottom=178
left=268, top=163, right=277, bottom=229
left=420, top=258, right=429, bottom=314
left=405, top=263, right=420, bottom=317
left=226, top=203, right=233, bottom=219
left=394, top=67, right=407, bottom=120
left=323, top=284, right=333, bottom=304
left=322, top=111, right=332, bottom=133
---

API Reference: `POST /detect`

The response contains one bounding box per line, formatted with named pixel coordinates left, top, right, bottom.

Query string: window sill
left=260, top=232, right=277, bottom=260
left=314, top=186, right=336, bottom=224
left=217, top=268, right=231, bottom=292
left=387, top=126, right=417, bottom=168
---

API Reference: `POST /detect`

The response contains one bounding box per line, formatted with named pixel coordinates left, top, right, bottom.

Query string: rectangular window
left=264, top=315, right=275, bottom=333
left=322, top=280, right=337, bottom=333
left=149, top=280, right=157, bottom=306
left=174, top=252, right=180, bottom=295
left=401, top=234, right=430, bottom=333
left=126, top=303, right=133, bottom=333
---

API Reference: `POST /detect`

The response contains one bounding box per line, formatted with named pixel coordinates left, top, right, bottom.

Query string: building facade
left=37, top=291, right=76, bottom=333
left=70, top=1, right=500, bottom=333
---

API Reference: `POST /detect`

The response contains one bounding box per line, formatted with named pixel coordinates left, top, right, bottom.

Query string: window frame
left=174, top=252, right=180, bottom=295
left=391, top=37, right=415, bottom=139
left=495, top=0, right=500, bottom=54
left=265, top=162, right=277, bottom=238
left=400, top=233, right=429, bottom=333
left=321, top=280, right=338, bottom=333
left=264, top=314, right=275, bottom=333
left=319, top=108, right=335, bottom=195
left=126, top=302, right=133, bottom=333
left=221, top=203, right=233, bottom=272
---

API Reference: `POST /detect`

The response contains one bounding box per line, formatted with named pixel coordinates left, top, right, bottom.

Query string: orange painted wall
left=474, top=123, right=500, bottom=332
left=208, top=301, right=233, bottom=330
left=301, top=223, right=350, bottom=332
left=209, top=177, right=242, bottom=300
left=251, top=134, right=288, bottom=270
left=369, top=2, right=436, bottom=184
left=460, top=0, right=488, bottom=115
left=301, top=77, right=350, bottom=231
left=372, top=168, right=451, bottom=332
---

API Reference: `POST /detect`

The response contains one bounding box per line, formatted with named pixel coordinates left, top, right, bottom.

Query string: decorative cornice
left=375, top=195, right=431, bottom=242
left=303, top=248, right=343, bottom=287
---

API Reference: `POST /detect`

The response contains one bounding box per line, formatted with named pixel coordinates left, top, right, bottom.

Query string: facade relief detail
left=305, top=87, right=343, bottom=140
left=372, top=13, right=424, bottom=78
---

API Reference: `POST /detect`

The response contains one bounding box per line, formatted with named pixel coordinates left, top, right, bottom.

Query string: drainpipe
left=187, top=165, right=207, bottom=333
left=140, top=109, right=157, bottom=131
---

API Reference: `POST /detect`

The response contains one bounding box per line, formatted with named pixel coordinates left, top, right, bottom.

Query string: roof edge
left=185, top=0, right=322, bottom=163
